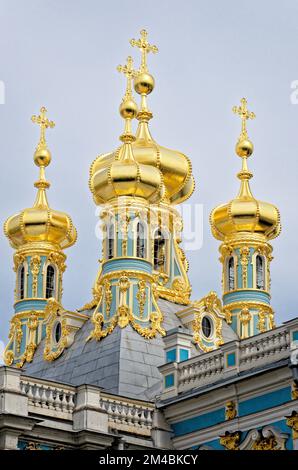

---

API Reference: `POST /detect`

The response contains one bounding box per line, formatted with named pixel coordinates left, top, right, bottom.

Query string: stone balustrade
left=159, top=319, right=298, bottom=398
left=20, top=377, right=76, bottom=419
left=19, top=375, right=154, bottom=436
left=99, top=394, right=154, bottom=436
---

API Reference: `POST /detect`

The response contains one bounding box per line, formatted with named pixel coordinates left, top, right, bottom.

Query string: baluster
left=47, top=387, right=55, bottom=410
left=61, top=391, right=68, bottom=413
left=40, top=386, right=48, bottom=408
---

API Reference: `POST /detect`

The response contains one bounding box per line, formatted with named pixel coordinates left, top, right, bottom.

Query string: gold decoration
left=103, top=279, right=112, bottom=318
left=136, top=280, right=146, bottom=318
left=239, top=306, right=251, bottom=339
left=225, top=401, right=237, bottom=420
left=240, top=246, right=250, bottom=288
left=257, top=309, right=267, bottom=333
left=30, top=255, right=41, bottom=297
left=220, top=431, right=240, bottom=450
left=286, top=411, right=298, bottom=439
left=86, top=304, right=165, bottom=342
left=268, top=310, right=276, bottom=329
left=193, top=292, right=224, bottom=352
left=48, top=251, right=66, bottom=272
left=118, top=305, right=130, bottom=328
left=292, top=382, right=298, bottom=400
left=13, top=253, right=25, bottom=272
left=130, top=29, right=158, bottom=74
left=223, top=308, right=233, bottom=324
left=232, top=97, right=255, bottom=143
left=4, top=350, right=14, bottom=366
left=252, top=436, right=278, bottom=450
left=25, top=442, right=41, bottom=451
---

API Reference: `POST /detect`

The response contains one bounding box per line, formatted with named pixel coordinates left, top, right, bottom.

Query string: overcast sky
left=0, top=0, right=297, bottom=340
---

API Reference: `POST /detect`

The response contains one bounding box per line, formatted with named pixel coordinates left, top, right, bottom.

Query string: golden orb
left=235, top=139, right=254, bottom=158
left=134, top=72, right=155, bottom=95
left=119, top=98, right=138, bottom=120
left=34, top=147, right=52, bottom=167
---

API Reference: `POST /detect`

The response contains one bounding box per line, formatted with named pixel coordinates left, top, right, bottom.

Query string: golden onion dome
left=4, top=107, right=77, bottom=250
left=89, top=56, right=164, bottom=205
left=210, top=98, right=281, bottom=242
left=129, top=29, right=194, bottom=205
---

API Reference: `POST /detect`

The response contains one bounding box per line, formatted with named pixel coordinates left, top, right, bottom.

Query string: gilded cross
left=130, top=29, right=158, bottom=72
left=232, top=98, right=255, bottom=140
left=117, top=56, right=138, bottom=98
left=31, top=107, right=55, bottom=146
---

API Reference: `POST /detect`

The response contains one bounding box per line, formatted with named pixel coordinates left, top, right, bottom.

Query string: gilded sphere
left=134, top=72, right=155, bottom=95
left=119, top=98, right=138, bottom=119
left=34, top=147, right=52, bottom=167
left=235, top=139, right=254, bottom=158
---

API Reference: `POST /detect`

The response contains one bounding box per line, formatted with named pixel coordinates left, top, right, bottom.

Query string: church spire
left=31, top=106, right=55, bottom=207
left=232, top=98, right=256, bottom=199
left=210, top=98, right=281, bottom=339
left=3, top=107, right=77, bottom=367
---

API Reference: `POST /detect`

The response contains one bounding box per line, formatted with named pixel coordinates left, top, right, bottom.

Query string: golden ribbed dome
left=91, top=31, right=194, bottom=206
left=89, top=56, right=164, bottom=205
left=210, top=98, right=281, bottom=242
left=129, top=30, right=194, bottom=204
left=4, top=107, right=77, bottom=250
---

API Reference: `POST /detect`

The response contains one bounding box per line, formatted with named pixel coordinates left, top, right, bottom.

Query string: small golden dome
left=210, top=98, right=281, bottom=242
left=4, top=107, right=77, bottom=250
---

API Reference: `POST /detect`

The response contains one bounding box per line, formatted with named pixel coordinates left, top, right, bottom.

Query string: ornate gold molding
left=225, top=401, right=237, bottom=420
left=220, top=431, right=240, bottom=450
left=30, top=255, right=41, bottom=297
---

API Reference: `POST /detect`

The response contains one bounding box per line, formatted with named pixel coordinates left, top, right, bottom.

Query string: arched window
left=18, top=265, right=25, bottom=300
left=46, top=265, right=56, bottom=298
left=227, top=257, right=235, bottom=291
left=256, top=255, right=265, bottom=290
left=136, top=222, right=146, bottom=258
left=107, top=223, right=114, bottom=260
left=154, top=229, right=166, bottom=272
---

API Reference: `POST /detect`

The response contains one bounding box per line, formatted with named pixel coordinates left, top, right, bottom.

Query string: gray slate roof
left=24, top=299, right=185, bottom=400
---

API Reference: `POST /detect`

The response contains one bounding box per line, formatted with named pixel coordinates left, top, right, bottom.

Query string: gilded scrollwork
left=240, top=246, right=250, bottom=288
left=30, top=255, right=41, bottom=297
left=136, top=280, right=146, bottom=319
left=220, top=431, right=240, bottom=450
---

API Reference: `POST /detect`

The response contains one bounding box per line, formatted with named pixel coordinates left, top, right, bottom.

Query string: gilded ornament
left=252, top=436, right=278, bottom=451
left=257, top=309, right=267, bottom=333
left=117, top=305, right=130, bottom=328
left=286, top=411, right=298, bottom=439
left=292, top=382, right=298, bottom=400
left=136, top=280, right=146, bottom=318
left=103, top=279, right=112, bottom=318
left=240, top=246, right=250, bottom=288
left=220, top=431, right=240, bottom=450
left=225, top=401, right=237, bottom=420
left=30, top=255, right=41, bottom=297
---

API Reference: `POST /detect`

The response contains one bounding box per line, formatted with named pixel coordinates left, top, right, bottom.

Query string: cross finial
left=117, top=56, right=138, bottom=99
left=31, top=107, right=55, bottom=147
left=232, top=98, right=255, bottom=141
left=130, top=29, right=158, bottom=73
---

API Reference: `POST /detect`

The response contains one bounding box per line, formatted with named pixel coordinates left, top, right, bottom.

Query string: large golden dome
left=4, top=107, right=77, bottom=250
left=90, top=31, right=195, bottom=206
left=89, top=56, right=164, bottom=206
left=210, top=98, right=281, bottom=242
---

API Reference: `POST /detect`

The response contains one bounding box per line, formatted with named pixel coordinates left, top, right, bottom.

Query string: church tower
left=87, top=30, right=195, bottom=342
left=210, top=99, right=281, bottom=339
left=3, top=107, right=77, bottom=367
